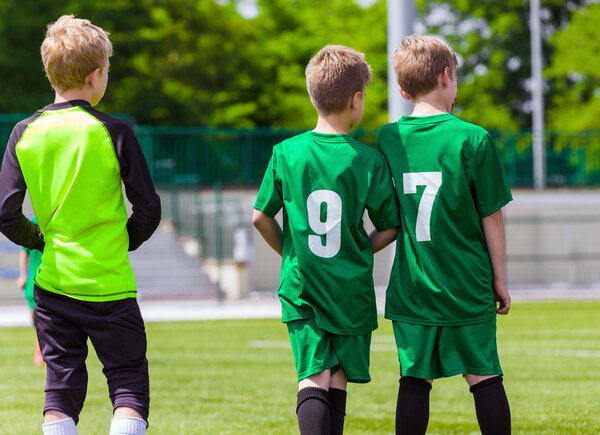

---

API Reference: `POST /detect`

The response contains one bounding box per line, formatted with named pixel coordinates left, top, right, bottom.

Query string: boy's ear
left=398, top=86, right=412, bottom=101
left=351, top=90, right=362, bottom=109
left=441, top=67, right=451, bottom=88
left=85, top=68, right=101, bottom=87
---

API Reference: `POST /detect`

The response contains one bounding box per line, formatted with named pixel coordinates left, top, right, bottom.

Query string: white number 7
left=403, top=172, right=442, bottom=242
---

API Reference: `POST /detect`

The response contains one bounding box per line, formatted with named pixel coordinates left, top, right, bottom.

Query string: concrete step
left=129, top=224, right=217, bottom=300
left=0, top=224, right=217, bottom=302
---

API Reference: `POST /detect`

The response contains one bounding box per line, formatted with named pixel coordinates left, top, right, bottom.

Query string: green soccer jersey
left=376, top=113, right=512, bottom=326
left=255, top=131, right=400, bottom=335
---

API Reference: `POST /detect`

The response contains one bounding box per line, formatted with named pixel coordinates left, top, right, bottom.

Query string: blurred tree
left=0, top=0, right=59, bottom=112
left=0, top=0, right=594, bottom=130
left=417, top=0, right=586, bottom=129
left=251, top=0, right=386, bottom=129
left=545, top=2, right=600, bottom=130
left=75, top=0, right=263, bottom=126
left=0, top=0, right=263, bottom=126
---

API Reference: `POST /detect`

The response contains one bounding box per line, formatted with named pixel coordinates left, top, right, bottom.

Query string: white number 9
left=307, top=190, right=342, bottom=258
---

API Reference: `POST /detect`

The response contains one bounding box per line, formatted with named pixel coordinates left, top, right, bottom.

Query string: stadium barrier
left=2, top=115, right=600, bottom=187
left=134, top=126, right=600, bottom=188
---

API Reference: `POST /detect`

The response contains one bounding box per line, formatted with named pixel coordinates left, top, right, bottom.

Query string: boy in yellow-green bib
left=0, top=15, right=161, bottom=435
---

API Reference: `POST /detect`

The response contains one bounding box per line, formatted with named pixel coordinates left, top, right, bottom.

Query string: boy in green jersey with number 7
left=376, top=35, right=512, bottom=434
left=253, top=45, right=400, bottom=434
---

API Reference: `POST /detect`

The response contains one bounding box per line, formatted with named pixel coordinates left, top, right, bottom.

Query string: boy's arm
left=121, top=144, right=162, bottom=251
left=17, top=250, right=29, bottom=289
left=0, top=128, right=44, bottom=252
left=365, top=153, right=402, bottom=255
left=103, top=118, right=161, bottom=251
left=252, top=209, right=283, bottom=257
left=481, top=209, right=510, bottom=315
left=369, top=226, right=398, bottom=254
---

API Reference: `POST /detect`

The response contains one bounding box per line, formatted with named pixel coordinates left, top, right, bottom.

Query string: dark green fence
left=134, top=126, right=379, bottom=187
left=2, top=113, right=600, bottom=187
left=489, top=129, right=600, bottom=186
left=135, top=126, right=600, bottom=187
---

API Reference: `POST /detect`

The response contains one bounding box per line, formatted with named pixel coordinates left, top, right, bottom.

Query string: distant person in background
left=17, top=216, right=44, bottom=366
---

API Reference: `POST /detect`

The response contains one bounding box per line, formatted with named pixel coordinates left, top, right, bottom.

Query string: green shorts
left=392, top=319, right=502, bottom=380
left=287, top=318, right=371, bottom=383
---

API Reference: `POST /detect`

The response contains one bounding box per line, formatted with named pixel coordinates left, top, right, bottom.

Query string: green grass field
left=1, top=300, right=599, bottom=434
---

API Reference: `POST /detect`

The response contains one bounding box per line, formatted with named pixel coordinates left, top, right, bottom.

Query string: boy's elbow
left=252, top=208, right=265, bottom=229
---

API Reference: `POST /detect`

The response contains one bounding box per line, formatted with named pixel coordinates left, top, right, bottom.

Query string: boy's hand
left=369, top=226, right=398, bottom=253
left=493, top=281, right=510, bottom=315
left=17, top=275, right=27, bottom=289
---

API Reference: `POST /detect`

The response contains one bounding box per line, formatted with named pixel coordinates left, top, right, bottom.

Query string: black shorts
left=33, top=285, right=149, bottom=423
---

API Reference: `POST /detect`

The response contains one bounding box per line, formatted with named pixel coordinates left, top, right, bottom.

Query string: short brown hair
left=41, top=15, right=113, bottom=92
left=393, top=35, right=458, bottom=99
left=306, top=45, right=372, bottom=114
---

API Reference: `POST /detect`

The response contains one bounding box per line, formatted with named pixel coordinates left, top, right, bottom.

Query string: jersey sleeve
left=254, top=151, right=283, bottom=217
left=91, top=111, right=162, bottom=251
left=375, top=123, right=394, bottom=157
left=469, top=134, right=513, bottom=217
left=365, top=154, right=401, bottom=231
left=0, top=123, right=45, bottom=252
left=115, top=126, right=162, bottom=251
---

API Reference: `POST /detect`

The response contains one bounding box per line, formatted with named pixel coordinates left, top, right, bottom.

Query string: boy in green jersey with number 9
left=253, top=45, right=400, bottom=434
left=376, top=35, right=512, bottom=435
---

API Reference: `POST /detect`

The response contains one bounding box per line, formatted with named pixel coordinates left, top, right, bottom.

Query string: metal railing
left=2, top=114, right=600, bottom=187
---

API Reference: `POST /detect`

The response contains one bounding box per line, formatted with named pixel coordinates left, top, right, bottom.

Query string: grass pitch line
left=247, top=338, right=398, bottom=352
left=500, top=348, right=600, bottom=358
left=248, top=340, right=290, bottom=349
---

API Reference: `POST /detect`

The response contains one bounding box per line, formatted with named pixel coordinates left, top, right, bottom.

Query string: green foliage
left=0, top=0, right=387, bottom=128
left=546, top=3, right=600, bottom=130
left=0, top=0, right=596, bottom=130
left=253, top=0, right=388, bottom=129
left=1, top=302, right=599, bottom=433
left=421, top=0, right=586, bottom=129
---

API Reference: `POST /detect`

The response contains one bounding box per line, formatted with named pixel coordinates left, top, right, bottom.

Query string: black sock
left=297, top=387, right=330, bottom=435
left=470, top=376, right=511, bottom=435
left=396, top=376, right=432, bottom=435
left=328, top=387, right=347, bottom=435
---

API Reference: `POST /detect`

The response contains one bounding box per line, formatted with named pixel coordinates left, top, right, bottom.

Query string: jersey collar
left=399, top=113, right=455, bottom=124
left=305, top=130, right=354, bottom=142
left=41, top=100, right=92, bottom=111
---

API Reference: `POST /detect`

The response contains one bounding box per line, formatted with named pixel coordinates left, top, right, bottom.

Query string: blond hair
left=393, top=35, right=458, bottom=99
left=306, top=45, right=372, bottom=114
left=41, top=15, right=113, bottom=92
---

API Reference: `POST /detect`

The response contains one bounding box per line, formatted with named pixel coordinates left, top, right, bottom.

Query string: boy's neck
left=409, top=92, right=453, bottom=117
left=54, top=88, right=93, bottom=106
left=313, top=112, right=353, bottom=135
left=410, top=101, right=448, bottom=117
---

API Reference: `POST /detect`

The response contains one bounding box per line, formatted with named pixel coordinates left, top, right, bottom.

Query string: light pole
left=530, top=0, right=546, bottom=189
left=388, top=0, right=416, bottom=122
